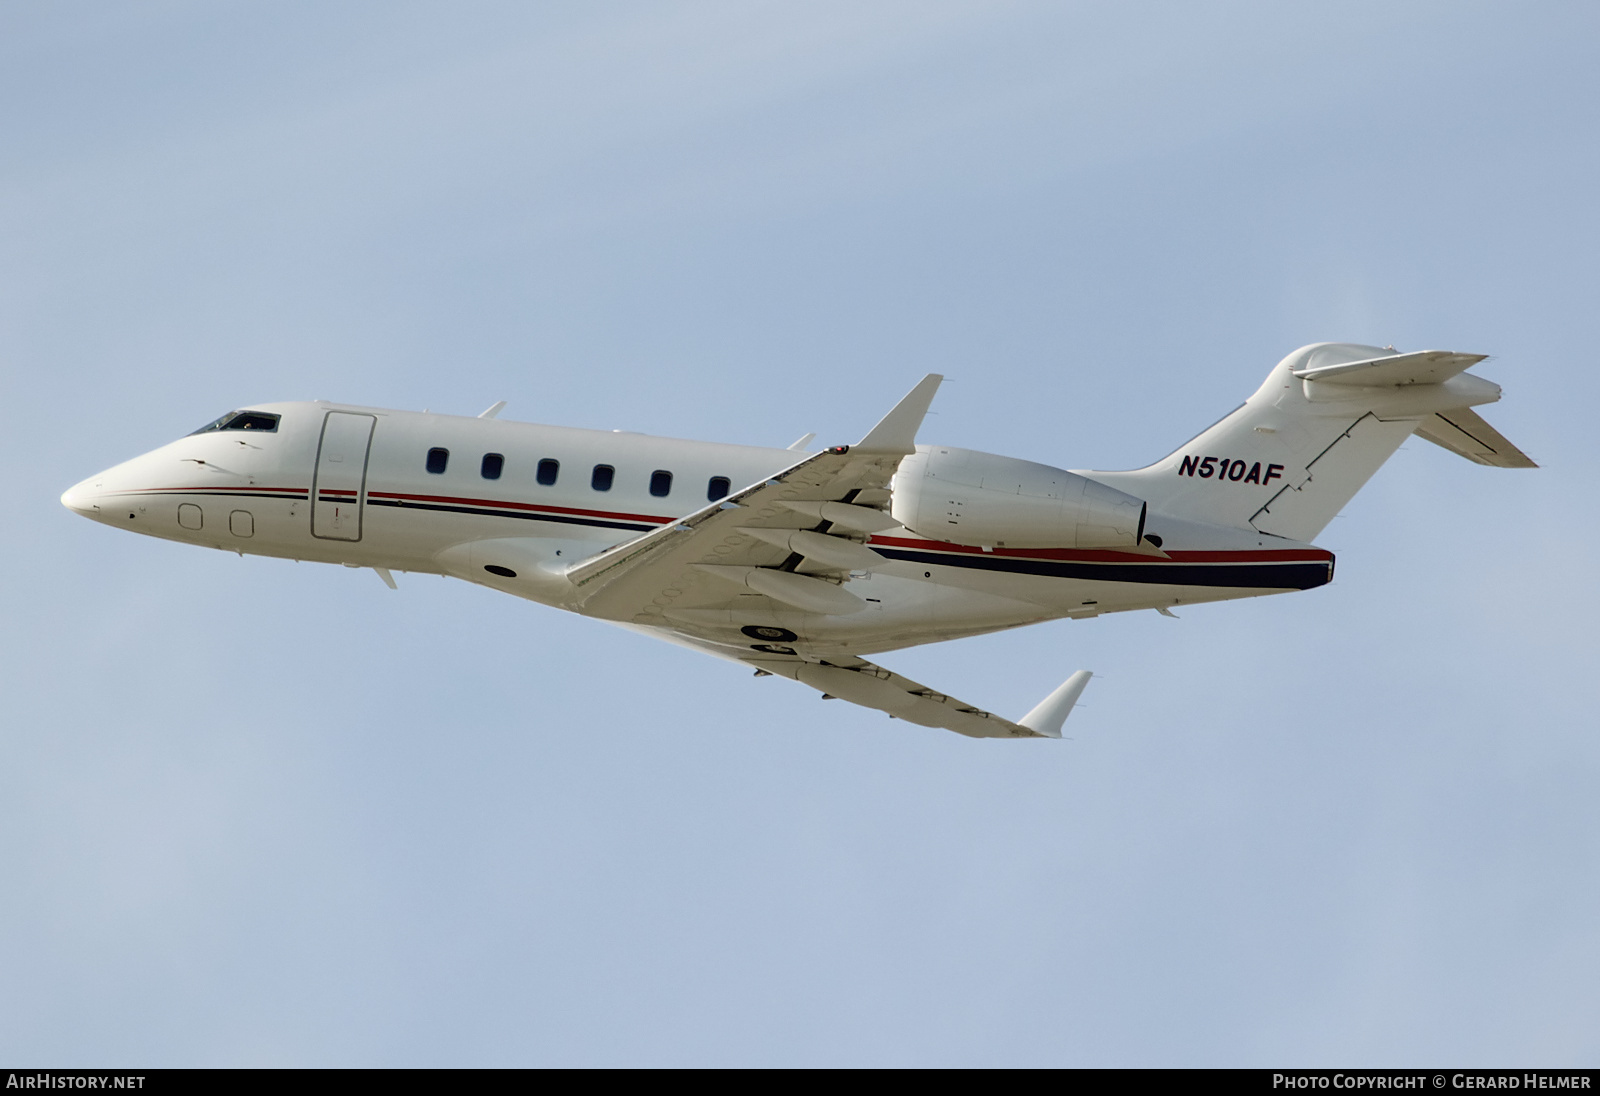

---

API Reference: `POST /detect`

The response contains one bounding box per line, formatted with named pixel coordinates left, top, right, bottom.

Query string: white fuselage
left=61, top=401, right=1333, bottom=659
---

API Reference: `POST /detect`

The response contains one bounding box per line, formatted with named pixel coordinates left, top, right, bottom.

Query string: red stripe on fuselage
left=118, top=485, right=673, bottom=525
left=366, top=490, right=673, bottom=525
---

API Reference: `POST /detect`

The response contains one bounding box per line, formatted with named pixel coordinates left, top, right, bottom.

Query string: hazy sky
left=3, top=1, right=1597, bottom=1066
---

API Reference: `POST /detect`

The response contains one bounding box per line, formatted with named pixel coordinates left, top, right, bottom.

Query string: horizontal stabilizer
left=1414, top=408, right=1538, bottom=468
left=1293, top=349, right=1486, bottom=387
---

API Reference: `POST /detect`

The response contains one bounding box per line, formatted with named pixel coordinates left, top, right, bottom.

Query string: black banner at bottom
left=0, top=1068, right=1595, bottom=1084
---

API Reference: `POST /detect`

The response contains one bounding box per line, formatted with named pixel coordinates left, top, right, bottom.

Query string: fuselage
left=61, top=401, right=1334, bottom=657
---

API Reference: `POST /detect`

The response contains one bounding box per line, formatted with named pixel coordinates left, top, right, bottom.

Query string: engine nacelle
left=891, top=447, right=1146, bottom=550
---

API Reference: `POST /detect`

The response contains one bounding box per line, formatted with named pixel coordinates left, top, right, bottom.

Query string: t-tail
left=1090, top=343, right=1535, bottom=542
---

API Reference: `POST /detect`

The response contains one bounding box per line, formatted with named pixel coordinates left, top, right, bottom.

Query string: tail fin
left=1088, top=343, right=1535, bottom=543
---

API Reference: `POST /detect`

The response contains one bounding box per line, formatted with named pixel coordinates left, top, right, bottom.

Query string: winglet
left=1017, top=671, right=1092, bottom=738
left=856, top=374, right=943, bottom=453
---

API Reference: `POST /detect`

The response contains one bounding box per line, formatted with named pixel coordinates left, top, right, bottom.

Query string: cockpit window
left=189, top=411, right=281, bottom=435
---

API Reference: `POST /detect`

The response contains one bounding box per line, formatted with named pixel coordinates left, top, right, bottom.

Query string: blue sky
left=3, top=2, right=1597, bottom=1066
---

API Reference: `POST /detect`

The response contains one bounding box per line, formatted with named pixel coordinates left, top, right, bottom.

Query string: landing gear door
left=311, top=412, right=376, bottom=541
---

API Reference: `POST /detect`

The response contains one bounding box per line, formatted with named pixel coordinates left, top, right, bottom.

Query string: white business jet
left=61, top=343, right=1532, bottom=739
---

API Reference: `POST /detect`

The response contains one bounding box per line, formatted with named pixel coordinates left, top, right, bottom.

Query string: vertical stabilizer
left=1088, top=343, right=1527, bottom=542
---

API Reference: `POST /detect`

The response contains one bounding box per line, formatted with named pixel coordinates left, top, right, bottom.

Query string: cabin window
left=189, top=410, right=281, bottom=435
left=649, top=470, right=673, bottom=497
left=591, top=464, right=615, bottom=492
left=707, top=476, right=731, bottom=501
left=537, top=458, right=559, bottom=486
left=426, top=448, right=449, bottom=474
left=481, top=453, right=504, bottom=480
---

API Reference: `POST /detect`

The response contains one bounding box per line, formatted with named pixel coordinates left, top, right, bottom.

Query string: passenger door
left=311, top=412, right=376, bottom=541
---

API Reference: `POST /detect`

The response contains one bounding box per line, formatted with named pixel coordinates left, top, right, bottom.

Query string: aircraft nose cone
left=61, top=479, right=99, bottom=516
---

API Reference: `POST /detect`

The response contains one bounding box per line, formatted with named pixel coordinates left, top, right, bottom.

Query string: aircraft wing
left=561, top=374, right=1092, bottom=739
left=634, top=626, right=1090, bottom=739
left=748, top=651, right=1090, bottom=739
left=563, top=375, right=941, bottom=620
